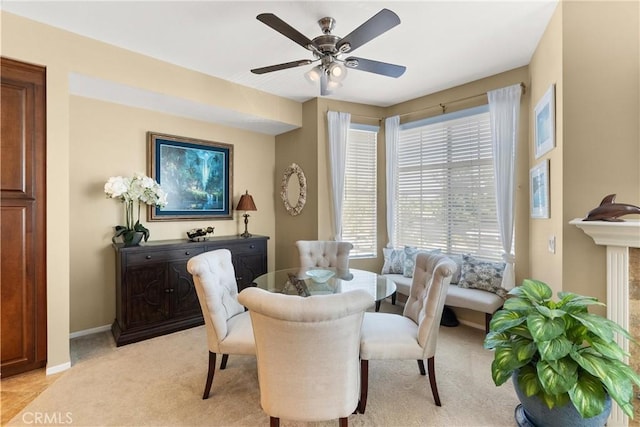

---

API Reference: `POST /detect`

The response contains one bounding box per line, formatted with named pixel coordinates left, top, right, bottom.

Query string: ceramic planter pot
left=512, top=372, right=611, bottom=427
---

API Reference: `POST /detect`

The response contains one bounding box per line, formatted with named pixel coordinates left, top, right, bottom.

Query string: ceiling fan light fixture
left=304, top=66, right=322, bottom=83
left=328, top=62, right=347, bottom=81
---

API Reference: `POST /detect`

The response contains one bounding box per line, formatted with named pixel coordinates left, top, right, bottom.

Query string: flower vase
left=112, top=229, right=145, bottom=246
left=123, top=231, right=145, bottom=246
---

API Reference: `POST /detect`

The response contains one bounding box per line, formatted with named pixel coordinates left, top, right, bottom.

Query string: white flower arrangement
left=104, top=173, right=167, bottom=244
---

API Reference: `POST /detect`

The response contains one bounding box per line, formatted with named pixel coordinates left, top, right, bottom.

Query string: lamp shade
left=236, top=190, right=257, bottom=211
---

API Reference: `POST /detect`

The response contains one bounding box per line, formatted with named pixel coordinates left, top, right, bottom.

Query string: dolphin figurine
left=584, top=194, right=640, bottom=221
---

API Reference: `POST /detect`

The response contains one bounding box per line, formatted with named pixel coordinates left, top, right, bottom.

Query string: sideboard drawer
left=126, top=247, right=205, bottom=265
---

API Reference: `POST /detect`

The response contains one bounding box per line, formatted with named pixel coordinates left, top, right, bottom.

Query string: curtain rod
left=328, top=82, right=526, bottom=122
left=398, top=82, right=526, bottom=118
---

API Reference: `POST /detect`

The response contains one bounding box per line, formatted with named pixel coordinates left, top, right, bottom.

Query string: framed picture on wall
left=147, top=132, right=233, bottom=221
left=530, top=160, right=550, bottom=219
left=534, top=84, right=555, bottom=159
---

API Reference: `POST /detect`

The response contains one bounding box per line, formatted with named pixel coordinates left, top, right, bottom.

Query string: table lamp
left=236, top=190, right=257, bottom=238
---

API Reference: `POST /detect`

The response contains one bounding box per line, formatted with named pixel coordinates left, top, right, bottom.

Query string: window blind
left=394, top=106, right=502, bottom=261
left=342, top=126, right=377, bottom=257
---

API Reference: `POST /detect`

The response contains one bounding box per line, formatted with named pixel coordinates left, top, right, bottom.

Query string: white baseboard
left=69, top=324, right=111, bottom=339
left=46, top=361, right=71, bottom=375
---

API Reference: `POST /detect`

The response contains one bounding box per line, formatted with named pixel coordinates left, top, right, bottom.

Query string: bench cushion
left=383, top=273, right=503, bottom=315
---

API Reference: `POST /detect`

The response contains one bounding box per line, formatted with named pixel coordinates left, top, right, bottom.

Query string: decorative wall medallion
left=280, top=163, right=307, bottom=216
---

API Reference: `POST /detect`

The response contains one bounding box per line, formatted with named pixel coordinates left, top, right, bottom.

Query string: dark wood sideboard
left=111, top=235, right=269, bottom=346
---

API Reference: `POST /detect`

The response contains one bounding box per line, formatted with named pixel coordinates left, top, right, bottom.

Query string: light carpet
left=8, top=308, right=519, bottom=426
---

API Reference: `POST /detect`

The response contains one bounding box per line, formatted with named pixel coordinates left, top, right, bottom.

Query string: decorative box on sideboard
left=112, top=235, right=269, bottom=346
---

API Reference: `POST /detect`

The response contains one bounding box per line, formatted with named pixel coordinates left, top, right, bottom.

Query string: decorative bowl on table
left=305, top=268, right=335, bottom=283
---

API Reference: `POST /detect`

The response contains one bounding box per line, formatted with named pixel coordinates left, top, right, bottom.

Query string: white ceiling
left=2, top=1, right=558, bottom=130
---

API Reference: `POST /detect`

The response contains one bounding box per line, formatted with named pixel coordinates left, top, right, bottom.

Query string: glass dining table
left=250, top=267, right=396, bottom=310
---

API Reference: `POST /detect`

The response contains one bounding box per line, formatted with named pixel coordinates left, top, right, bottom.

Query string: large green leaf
left=568, top=371, right=607, bottom=419
left=527, top=312, right=565, bottom=342
left=490, top=341, right=536, bottom=386
left=519, top=279, right=553, bottom=303
left=503, top=297, right=534, bottom=312
left=537, top=359, right=578, bottom=395
left=570, top=312, right=618, bottom=342
left=513, top=338, right=537, bottom=363
left=483, top=331, right=510, bottom=350
left=558, top=292, right=604, bottom=311
left=588, top=335, right=627, bottom=361
left=538, top=390, right=570, bottom=409
left=489, top=310, right=526, bottom=333
left=516, top=365, right=541, bottom=397
left=537, top=335, right=573, bottom=361
left=491, top=358, right=513, bottom=386
left=571, top=349, right=637, bottom=417
left=508, top=324, right=533, bottom=339
left=535, top=304, right=566, bottom=319
left=134, top=220, right=150, bottom=242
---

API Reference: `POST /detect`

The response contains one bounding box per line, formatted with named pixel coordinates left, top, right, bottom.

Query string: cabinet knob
left=249, top=244, right=255, bottom=249
left=165, top=288, right=171, bottom=293
left=185, top=251, right=190, bottom=256
left=146, top=255, right=152, bottom=260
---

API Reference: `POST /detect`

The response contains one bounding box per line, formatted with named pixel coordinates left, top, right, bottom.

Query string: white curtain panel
left=327, top=111, right=351, bottom=241
left=488, top=84, right=522, bottom=290
left=385, top=116, right=400, bottom=248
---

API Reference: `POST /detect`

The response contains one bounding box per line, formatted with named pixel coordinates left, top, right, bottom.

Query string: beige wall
left=274, top=100, right=320, bottom=270
left=562, top=0, right=639, bottom=309
left=528, top=2, right=564, bottom=293
left=69, top=96, right=276, bottom=332
left=1, top=11, right=296, bottom=370
left=528, top=1, right=640, bottom=314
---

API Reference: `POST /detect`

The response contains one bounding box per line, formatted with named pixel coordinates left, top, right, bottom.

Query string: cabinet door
left=123, top=264, right=169, bottom=329
left=168, top=261, right=202, bottom=319
left=229, top=240, right=267, bottom=291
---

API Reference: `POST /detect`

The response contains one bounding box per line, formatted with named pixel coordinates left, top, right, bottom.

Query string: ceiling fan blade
left=337, top=9, right=400, bottom=53
left=344, top=57, right=406, bottom=78
left=257, top=13, right=313, bottom=50
left=251, top=59, right=312, bottom=75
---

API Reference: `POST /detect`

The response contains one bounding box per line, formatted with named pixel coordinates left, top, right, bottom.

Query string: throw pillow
left=381, top=247, right=405, bottom=274
left=458, top=254, right=507, bottom=298
left=402, top=247, right=441, bottom=278
left=449, top=254, right=464, bottom=284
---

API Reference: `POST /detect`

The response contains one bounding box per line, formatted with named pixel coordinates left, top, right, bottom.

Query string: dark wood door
left=1, top=57, right=47, bottom=377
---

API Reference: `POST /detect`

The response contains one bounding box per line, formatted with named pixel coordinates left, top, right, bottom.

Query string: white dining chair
left=187, top=249, right=255, bottom=399
left=358, top=251, right=457, bottom=414
left=238, top=287, right=373, bottom=426
left=296, top=240, right=353, bottom=272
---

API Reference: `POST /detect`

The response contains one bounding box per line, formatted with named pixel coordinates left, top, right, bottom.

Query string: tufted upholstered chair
left=187, top=249, right=255, bottom=399
left=296, top=240, right=353, bottom=272
left=238, top=287, right=373, bottom=427
left=358, top=252, right=457, bottom=414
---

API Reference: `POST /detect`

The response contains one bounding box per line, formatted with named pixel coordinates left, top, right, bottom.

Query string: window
left=393, top=105, right=502, bottom=261
left=342, top=124, right=377, bottom=258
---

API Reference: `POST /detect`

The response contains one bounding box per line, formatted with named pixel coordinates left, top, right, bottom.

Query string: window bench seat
left=382, top=273, right=504, bottom=333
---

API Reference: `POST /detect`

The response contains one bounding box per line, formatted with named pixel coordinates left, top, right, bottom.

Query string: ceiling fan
left=251, top=9, right=407, bottom=96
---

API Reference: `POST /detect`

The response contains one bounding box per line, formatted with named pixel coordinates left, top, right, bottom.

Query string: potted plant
left=104, top=173, right=167, bottom=245
left=484, top=279, right=640, bottom=426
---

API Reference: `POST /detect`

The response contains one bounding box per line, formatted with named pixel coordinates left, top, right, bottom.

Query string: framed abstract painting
left=147, top=132, right=233, bottom=221
left=534, top=84, right=555, bottom=159
left=530, top=160, right=550, bottom=219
